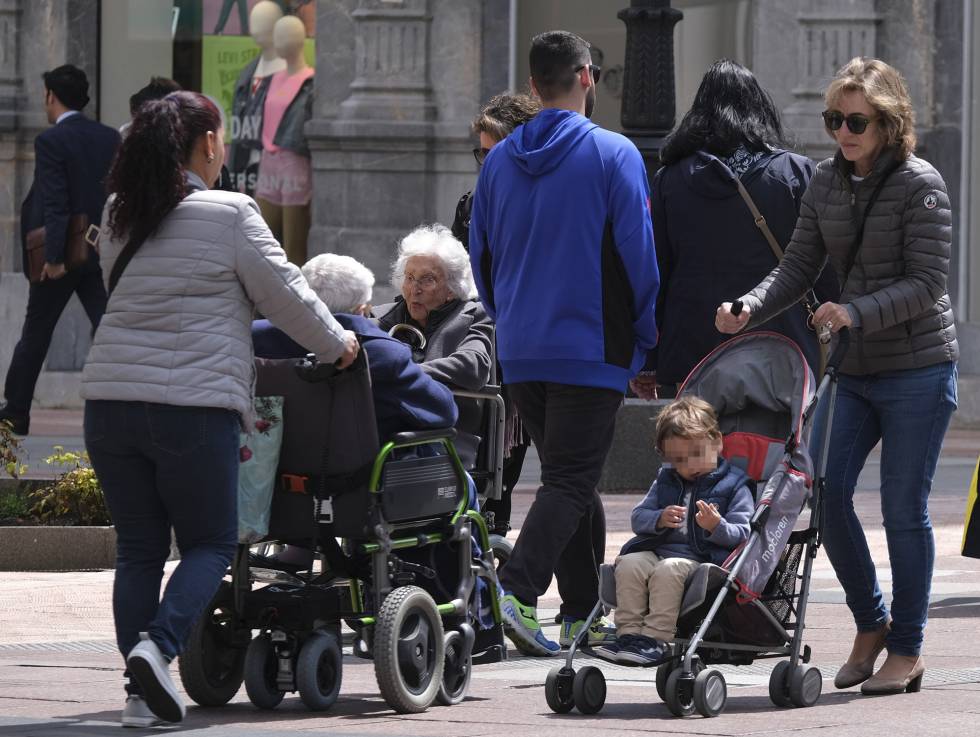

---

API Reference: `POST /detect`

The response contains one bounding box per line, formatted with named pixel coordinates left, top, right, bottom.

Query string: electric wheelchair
left=177, top=351, right=505, bottom=714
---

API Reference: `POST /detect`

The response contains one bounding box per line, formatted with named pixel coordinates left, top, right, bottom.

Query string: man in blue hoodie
left=469, top=31, right=660, bottom=656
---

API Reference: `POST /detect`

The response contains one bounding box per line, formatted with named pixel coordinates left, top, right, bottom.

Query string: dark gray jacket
left=375, top=298, right=493, bottom=467
left=229, top=57, right=269, bottom=176
left=272, top=76, right=314, bottom=158
left=742, top=147, right=958, bottom=375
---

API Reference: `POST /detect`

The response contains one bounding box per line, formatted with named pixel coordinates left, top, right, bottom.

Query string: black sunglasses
left=822, top=110, right=875, bottom=135
left=575, top=64, right=602, bottom=84
left=473, top=147, right=491, bottom=166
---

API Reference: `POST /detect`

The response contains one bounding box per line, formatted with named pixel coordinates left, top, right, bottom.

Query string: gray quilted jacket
left=82, top=179, right=348, bottom=419
left=741, top=147, right=958, bottom=375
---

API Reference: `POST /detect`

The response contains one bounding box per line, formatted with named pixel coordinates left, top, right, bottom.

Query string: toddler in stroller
left=593, top=396, right=754, bottom=667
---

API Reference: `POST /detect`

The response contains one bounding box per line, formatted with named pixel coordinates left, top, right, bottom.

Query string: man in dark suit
left=0, top=65, right=120, bottom=435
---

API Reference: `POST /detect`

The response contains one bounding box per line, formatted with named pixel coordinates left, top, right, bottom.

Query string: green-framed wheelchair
left=177, top=351, right=505, bottom=714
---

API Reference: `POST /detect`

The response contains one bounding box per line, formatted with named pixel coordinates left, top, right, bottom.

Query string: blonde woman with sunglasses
left=716, top=58, right=958, bottom=697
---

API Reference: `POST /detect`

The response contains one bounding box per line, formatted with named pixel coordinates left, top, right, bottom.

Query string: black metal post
left=618, top=0, right=683, bottom=184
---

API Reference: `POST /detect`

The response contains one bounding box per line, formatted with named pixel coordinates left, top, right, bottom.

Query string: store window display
left=228, top=1, right=286, bottom=195
left=254, top=14, right=314, bottom=265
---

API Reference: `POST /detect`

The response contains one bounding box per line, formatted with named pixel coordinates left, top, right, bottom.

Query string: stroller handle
left=826, top=327, right=850, bottom=373
left=731, top=300, right=744, bottom=316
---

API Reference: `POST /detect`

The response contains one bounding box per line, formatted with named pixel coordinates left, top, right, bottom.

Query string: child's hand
left=695, top=500, right=721, bottom=532
left=657, top=504, right=687, bottom=529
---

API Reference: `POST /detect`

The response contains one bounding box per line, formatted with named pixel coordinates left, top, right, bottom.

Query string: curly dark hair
left=105, top=91, right=221, bottom=292
left=471, top=93, right=542, bottom=142
left=660, top=59, right=785, bottom=166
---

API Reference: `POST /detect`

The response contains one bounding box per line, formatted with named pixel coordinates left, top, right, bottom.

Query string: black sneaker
left=615, top=634, right=669, bottom=667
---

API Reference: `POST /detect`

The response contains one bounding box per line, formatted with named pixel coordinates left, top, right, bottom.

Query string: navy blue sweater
left=621, top=460, right=754, bottom=565
left=251, top=314, right=457, bottom=441
left=469, top=108, right=660, bottom=392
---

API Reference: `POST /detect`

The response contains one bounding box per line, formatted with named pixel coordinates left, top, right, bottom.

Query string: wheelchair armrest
left=450, top=385, right=501, bottom=400
left=389, top=428, right=458, bottom=445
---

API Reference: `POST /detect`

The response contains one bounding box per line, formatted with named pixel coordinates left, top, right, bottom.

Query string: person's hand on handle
left=811, top=302, right=853, bottom=334
left=335, top=330, right=360, bottom=369
left=657, top=504, right=687, bottom=530
left=715, top=301, right=751, bottom=334
left=629, top=371, right=658, bottom=400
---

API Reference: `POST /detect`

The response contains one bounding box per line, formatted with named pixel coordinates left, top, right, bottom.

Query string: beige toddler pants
left=613, top=551, right=701, bottom=641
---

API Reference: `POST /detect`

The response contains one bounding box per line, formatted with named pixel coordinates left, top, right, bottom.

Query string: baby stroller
left=177, top=351, right=504, bottom=715
left=546, top=323, right=850, bottom=718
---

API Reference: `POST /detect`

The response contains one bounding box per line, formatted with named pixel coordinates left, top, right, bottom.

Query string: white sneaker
left=126, top=633, right=186, bottom=723
left=121, top=695, right=162, bottom=728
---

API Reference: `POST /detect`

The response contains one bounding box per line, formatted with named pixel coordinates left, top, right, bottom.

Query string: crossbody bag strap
left=735, top=178, right=820, bottom=313
left=840, top=159, right=904, bottom=285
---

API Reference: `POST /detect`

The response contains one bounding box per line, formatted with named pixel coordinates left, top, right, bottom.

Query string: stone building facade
left=0, top=0, right=977, bottom=423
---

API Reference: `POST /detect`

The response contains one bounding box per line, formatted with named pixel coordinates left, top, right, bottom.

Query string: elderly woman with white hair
left=375, top=224, right=493, bottom=468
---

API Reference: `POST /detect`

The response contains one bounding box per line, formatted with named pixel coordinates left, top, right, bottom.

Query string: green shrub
left=0, top=421, right=27, bottom=479
left=0, top=491, right=29, bottom=520
left=29, top=447, right=111, bottom=526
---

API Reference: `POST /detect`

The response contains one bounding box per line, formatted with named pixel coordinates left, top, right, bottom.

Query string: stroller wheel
left=663, top=668, right=696, bottom=717
left=655, top=662, right=672, bottom=701
left=436, top=631, right=473, bottom=706
left=296, top=631, right=343, bottom=711
left=693, top=669, right=727, bottom=717
left=178, top=582, right=246, bottom=706
left=789, top=664, right=822, bottom=707
left=572, top=666, right=606, bottom=714
left=545, top=666, right=576, bottom=713
left=768, top=661, right=792, bottom=707
left=243, top=634, right=286, bottom=709
left=374, top=585, right=445, bottom=713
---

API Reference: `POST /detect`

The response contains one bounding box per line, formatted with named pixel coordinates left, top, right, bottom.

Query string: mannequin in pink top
left=255, top=15, right=314, bottom=264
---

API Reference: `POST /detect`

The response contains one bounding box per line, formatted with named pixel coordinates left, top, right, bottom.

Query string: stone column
left=781, top=0, right=880, bottom=160
left=307, top=0, right=484, bottom=301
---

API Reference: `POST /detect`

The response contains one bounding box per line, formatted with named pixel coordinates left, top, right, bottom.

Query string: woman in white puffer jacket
left=80, top=91, right=358, bottom=728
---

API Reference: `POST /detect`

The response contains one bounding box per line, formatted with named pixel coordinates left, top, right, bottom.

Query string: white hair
left=390, top=224, right=477, bottom=300
left=301, top=253, right=375, bottom=314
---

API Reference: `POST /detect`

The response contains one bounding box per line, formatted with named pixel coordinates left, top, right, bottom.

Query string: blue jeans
left=85, top=400, right=239, bottom=665
left=815, top=362, right=957, bottom=656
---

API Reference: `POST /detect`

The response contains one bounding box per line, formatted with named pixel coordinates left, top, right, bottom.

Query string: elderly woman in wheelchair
left=175, top=254, right=505, bottom=716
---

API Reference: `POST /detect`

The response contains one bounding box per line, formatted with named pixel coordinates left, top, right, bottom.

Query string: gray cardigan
left=741, top=148, right=958, bottom=375
left=82, top=181, right=347, bottom=420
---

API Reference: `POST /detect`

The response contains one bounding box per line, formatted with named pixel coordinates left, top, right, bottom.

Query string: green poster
left=201, top=35, right=316, bottom=136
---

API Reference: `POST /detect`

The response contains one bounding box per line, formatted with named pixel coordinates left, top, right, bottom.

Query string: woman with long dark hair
left=635, top=59, right=835, bottom=399
left=81, top=91, right=358, bottom=727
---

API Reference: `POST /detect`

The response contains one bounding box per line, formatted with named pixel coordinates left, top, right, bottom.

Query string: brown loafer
left=834, top=623, right=890, bottom=689
left=861, top=653, right=925, bottom=695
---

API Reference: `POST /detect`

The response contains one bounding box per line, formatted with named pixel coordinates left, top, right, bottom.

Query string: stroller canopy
left=678, top=332, right=815, bottom=481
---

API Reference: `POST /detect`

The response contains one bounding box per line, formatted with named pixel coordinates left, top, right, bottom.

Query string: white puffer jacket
left=81, top=183, right=347, bottom=419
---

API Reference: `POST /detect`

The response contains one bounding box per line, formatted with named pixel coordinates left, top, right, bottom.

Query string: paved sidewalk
left=0, top=411, right=978, bottom=735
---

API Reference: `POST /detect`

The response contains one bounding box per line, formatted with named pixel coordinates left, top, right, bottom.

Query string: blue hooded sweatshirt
left=469, top=108, right=660, bottom=392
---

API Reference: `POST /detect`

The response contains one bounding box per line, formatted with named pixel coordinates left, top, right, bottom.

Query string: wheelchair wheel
left=788, top=664, right=822, bottom=708
left=693, top=669, right=727, bottom=717
left=436, top=631, right=472, bottom=705
left=296, top=631, right=343, bottom=711
left=545, top=666, right=575, bottom=713
left=374, top=585, right=445, bottom=713
left=489, top=534, right=512, bottom=572
left=664, top=668, right=696, bottom=717
left=243, top=634, right=285, bottom=709
left=768, top=661, right=792, bottom=707
left=178, top=582, right=246, bottom=706
left=655, top=662, right=672, bottom=701
left=572, top=665, right=606, bottom=714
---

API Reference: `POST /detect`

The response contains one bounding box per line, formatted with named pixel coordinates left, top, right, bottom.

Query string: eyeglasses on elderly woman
left=822, top=110, right=875, bottom=135
left=404, top=273, right=441, bottom=290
